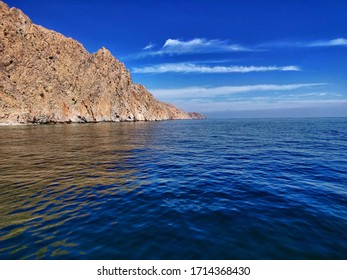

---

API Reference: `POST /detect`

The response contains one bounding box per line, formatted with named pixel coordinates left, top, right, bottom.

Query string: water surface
left=0, top=118, right=346, bottom=259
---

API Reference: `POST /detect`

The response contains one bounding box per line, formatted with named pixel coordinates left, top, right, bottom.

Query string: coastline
left=0, top=1, right=203, bottom=125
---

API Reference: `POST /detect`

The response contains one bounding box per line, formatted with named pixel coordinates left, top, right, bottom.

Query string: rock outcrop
left=0, top=1, right=203, bottom=124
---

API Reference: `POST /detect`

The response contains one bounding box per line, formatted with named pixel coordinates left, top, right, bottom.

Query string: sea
left=0, top=118, right=346, bottom=259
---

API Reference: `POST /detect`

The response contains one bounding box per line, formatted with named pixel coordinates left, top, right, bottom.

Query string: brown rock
left=187, top=112, right=206, bottom=119
left=0, top=1, right=204, bottom=124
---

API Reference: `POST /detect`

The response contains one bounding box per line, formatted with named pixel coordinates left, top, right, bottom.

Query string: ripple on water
left=0, top=119, right=346, bottom=259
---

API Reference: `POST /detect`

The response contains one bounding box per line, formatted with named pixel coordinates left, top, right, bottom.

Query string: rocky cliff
left=0, top=1, right=203, bottom=124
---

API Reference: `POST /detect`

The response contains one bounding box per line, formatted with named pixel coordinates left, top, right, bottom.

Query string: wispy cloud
left=149, top=83, right=324, bottom=99
left=261, top=38, right=347, bottom=49
left=142, top=38, right=249, bottom=56
left=307, top=38, right=347, bottom=47
left=133, top=63, right=300, bottom=74
left=143, top=42, right=155, bottom=50
left=162, top=38, right=248, bottom=53
left=175, top=99, right=347, bottom=113
left=149, top=84, right=346, bottom=114
left=124, top=37, right=347, bottom=60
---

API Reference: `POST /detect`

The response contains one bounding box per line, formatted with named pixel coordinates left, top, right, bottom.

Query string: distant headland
left=0, top=1, right=204, bottom=125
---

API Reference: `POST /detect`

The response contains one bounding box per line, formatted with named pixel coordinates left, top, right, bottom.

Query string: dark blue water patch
left=0, top=118, right=346, bottom=259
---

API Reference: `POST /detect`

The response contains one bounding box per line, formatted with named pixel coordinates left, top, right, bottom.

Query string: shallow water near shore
left=0, top=118, right=346, bottom=259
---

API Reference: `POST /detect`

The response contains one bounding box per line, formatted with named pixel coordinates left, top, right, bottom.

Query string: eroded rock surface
left=0, top=1, right=203, bottom=124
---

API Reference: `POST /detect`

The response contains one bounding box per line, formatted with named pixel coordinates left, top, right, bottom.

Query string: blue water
left=0, top=118, right=346, bottom=259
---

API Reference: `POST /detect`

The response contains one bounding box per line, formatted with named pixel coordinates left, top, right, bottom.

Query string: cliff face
left=0, top=2, right=203, bottom=124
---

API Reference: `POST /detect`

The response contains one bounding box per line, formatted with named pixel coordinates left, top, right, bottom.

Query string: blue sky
left=6, top=0, right=347, bottom=117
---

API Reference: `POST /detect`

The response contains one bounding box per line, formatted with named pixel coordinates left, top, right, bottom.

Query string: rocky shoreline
left=0, top=1, right=204, bottom=125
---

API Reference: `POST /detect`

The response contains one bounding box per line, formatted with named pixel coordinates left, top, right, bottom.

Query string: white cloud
left=143, top=42, right=155, bottom=50
left=124, top=37, right=347, bottom=61
left=176, top=99, right=347, bottom=113
left=149, top=83, right=324, bottom=99
left=261, top=38, right=347, bottom=49
left=133, top=63, right=301, bottom=73
left=308, top=38, right=347, bottom=47
left=163, top=38, right=248, bottom=53
left=143, top=38, right=249, bottom=56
